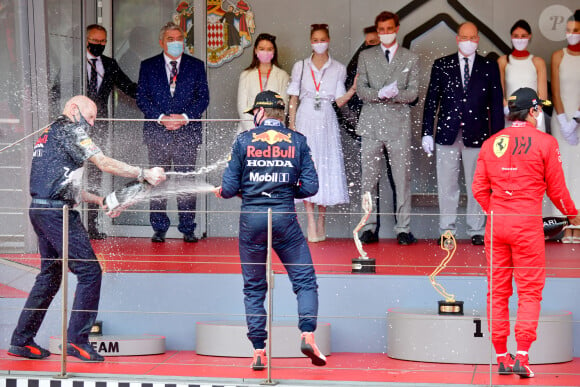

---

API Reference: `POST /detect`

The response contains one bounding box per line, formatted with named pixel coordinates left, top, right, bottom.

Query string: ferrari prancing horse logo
left=493, top=135, right=509, bottom=158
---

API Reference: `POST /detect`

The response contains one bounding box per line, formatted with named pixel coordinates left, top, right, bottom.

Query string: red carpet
left=2, top=237, right=578, bottom=277
left=1, top=350, right=579, bottom=385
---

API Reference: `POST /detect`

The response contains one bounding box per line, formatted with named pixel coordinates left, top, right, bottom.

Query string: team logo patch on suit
left=493, top=135, right=510, bottom=158
left=252, top=130, right=292, bottom=145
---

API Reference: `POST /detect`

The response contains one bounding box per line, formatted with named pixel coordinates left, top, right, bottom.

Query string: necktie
left=463, top=57, right=470, bottom=92
left=88, top=58, right=98, bottom=97
left=170, top=61, right=178, bottom=84
left=385, top=49, right=390, bottom=63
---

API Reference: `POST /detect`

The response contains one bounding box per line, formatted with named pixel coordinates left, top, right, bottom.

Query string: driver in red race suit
left=472, top=87, right=580, bottom=378
left=216, top=91, right=326, bottom=370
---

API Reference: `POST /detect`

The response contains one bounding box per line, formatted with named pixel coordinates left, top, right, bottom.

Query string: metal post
left=57, top=205, right=69, bottom=378
left=488, top=210, right=493, bottom=383
left=262, top=208, right=277, bottom=385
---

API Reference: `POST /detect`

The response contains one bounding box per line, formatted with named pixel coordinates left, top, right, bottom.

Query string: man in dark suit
left=421, top=21, right=504, bottom=245
left=137, top=22, right=209, bottom=243
left=85, top=24, right=137, bottom=239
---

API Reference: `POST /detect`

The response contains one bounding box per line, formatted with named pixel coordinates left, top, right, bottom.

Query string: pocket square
left=402, top=68, right=409, bottom=73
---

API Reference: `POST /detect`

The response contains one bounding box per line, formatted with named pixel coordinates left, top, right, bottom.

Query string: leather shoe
left=151, top=231, right=166, bottom=243
left=359, top=230, right=379, bottom=244
left=397, top=232, right=417, bottom=245
left=471, top=235, right=484, bottom=245
left=88, top=231, right=107, bottom=240
left=183, top=233, right=198, bottom=243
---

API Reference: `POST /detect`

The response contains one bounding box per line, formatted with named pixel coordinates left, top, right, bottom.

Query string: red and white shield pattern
left=207, top=22, right=224, bottom=50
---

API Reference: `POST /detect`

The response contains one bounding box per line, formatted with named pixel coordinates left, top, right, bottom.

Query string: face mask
left=167, top=41, right=184, bottom=57
left=256, top=50, right=274, bottom=64
left=74, top=109, right=93, bottom=128
left=311, top=42, right=329, bottom=54
left=253, top=108, right=265, bottom=127
left=511, top=38, right=529, bottom=51
left=87, top=42, right=105, bottom=57
left=458, top=40, right=478, bottom=56
left=535, top=110, right=544, bottom=129
left=566, top=33, right=580, bottom=46
left=379, top=33, right=396, bottom=46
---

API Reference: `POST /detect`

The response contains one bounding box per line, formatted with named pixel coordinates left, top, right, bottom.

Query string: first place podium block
left=387, top=308, right=572, bottom=364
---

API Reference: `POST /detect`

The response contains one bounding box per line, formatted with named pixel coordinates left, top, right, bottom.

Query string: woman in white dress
left=287, top=24, right=356, bottom=242
left=551, top=10, right=580, bottom=243
left=498, top=19, right=547, bottom=131
left=237, top=33, right=289, bottom=132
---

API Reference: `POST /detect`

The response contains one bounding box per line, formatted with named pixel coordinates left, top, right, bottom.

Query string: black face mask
left=87, top=42, right=105, bottom=57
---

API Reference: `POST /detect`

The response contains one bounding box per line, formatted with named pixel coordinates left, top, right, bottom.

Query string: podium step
left=196, top=320, right=331, bottom=357
left=49, top=334, right=165, bottom=356
left=387, top=308, right=573, bottom=364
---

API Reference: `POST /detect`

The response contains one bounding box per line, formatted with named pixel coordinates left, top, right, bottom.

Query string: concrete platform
left=387, top=308, right=573, bottom=364
left=196, top=320, right=331, bottom=357
left=49, top=334, right=166, bottom=356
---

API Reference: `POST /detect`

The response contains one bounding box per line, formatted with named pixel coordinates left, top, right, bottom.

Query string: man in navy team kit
left=8, top=96, right=165, bottom=362
left=216, top=91, right=326, bottom=370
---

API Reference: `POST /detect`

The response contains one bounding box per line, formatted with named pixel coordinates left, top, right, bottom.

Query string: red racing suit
left=472, top=121, right=578, bottom=349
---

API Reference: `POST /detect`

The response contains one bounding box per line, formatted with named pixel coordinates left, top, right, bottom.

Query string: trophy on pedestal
left=429, top=230, right=463, bottom=315
left=352, top=191, right=376, bottom=273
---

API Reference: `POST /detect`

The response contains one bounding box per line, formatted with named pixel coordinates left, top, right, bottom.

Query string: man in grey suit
left=356, top=11, right=420, bottom=245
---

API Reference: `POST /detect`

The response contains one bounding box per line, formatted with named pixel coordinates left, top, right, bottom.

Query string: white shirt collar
left=458, top=50, right=475, bottom=64
left=163, top=52, right=182, bottom=67
left=381, top=42, right=399, bottom=58
left=307, top=54, right=332, bottom=72
left=87, top=51, right=100, bottom=61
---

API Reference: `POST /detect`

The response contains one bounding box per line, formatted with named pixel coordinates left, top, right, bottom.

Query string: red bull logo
left=252, top=130, right=292, bottom=145
left=247, top=145, right=295, bottom=158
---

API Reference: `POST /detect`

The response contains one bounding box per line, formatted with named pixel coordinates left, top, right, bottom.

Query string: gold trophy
left=352, top=191, right=376, bottom=273
left=430, top=230, right=463, bottom=315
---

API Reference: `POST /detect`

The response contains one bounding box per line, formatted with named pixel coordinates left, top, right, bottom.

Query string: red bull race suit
left=220, top=118, right=319, bottom=349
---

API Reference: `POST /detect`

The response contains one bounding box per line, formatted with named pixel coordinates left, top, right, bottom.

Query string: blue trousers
left=11, top=203, right=102, bottom=346
left=239, top=209, right=319, bottom=349
left=147, top=138, right=199, bottom=235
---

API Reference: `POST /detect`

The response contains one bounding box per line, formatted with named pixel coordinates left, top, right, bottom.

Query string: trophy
left=352, top=191, right=376, bottom=273
left=429, top=230, right=463, bottom=315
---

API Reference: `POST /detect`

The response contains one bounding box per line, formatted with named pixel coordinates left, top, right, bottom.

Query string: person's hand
left=422, top=135, right=434, bottom=156
left=161, top=114, right=186, bottom=130
left=570, top=213, right=580, bottom=227
left=503, top=105, right=510, bottom=117
left=351, top=74, right=359, bottom=92
left=144, top=167, right=166, bottom=186
left=214, top=186, right=223, bottom=198
left=562, top=129, right=579, bottom=146
left=557, top=113, right=571, bottom=132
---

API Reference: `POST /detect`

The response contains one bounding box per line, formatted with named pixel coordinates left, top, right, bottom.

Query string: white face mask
left=311, top=42, right=329, bottom=54
left=379, top=33, right=396, bottom=46
left=458, top=40, right=478, bottom=56
left=566, top=33, right=580, bottom=46
left=512, top=38, right=529, bottom=51
left=535, top=110, right=544, bottom=129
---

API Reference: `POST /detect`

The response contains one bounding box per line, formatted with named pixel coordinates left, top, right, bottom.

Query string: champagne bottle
left=104, top=180, right=152, bottom=213
left=543, top=216, right=569, bottom=240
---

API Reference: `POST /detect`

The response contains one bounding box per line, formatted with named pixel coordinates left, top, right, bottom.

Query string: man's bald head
left=457, top=22, right=478, bottom=38
left=63, top=95, right=97, bottom=126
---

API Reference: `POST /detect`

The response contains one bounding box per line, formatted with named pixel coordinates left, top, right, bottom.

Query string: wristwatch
left=137, top=167, right=145, bottom=183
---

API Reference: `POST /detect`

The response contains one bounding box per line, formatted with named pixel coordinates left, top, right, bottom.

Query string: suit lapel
left=154, top=54, right=173, bottom=99
left=450, top=54, right=466, bottom=95
left=467, top=55, right=482, bottom=94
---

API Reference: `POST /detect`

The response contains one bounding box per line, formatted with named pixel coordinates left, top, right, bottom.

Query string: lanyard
left=258, top=68, right=271, bottom=92
left=310, top=67, right=322, bottom=95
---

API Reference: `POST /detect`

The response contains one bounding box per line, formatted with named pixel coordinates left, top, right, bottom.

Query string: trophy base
left=438, top=300, right=464, bottom=315
left=352, top=258, right=376, bottom=273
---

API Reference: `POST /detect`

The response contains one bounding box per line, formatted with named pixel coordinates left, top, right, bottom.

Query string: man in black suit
left=421, top=21, right=504, bottom=245
left=85, top=24, right=137, bottom=239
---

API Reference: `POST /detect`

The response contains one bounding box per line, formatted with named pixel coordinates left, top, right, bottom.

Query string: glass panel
left=110, top=0, right=183, bottom=231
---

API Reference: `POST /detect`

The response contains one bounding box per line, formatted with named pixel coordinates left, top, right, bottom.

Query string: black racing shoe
left=66, top=342, right=104, bottom=362
left=359, top=230, right=379, bottom=244
left=8, top=343, right=51, bottom=359
left=397, top=232, right=417, bottom=245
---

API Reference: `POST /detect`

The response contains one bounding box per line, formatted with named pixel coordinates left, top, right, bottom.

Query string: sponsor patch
left=249, top=172, right=290, bottom=182
left=252, top=130, right=292, bottom=145
left=247, top=159, right=293, bottom=168
left=493, top=135, right=509, bottom=158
